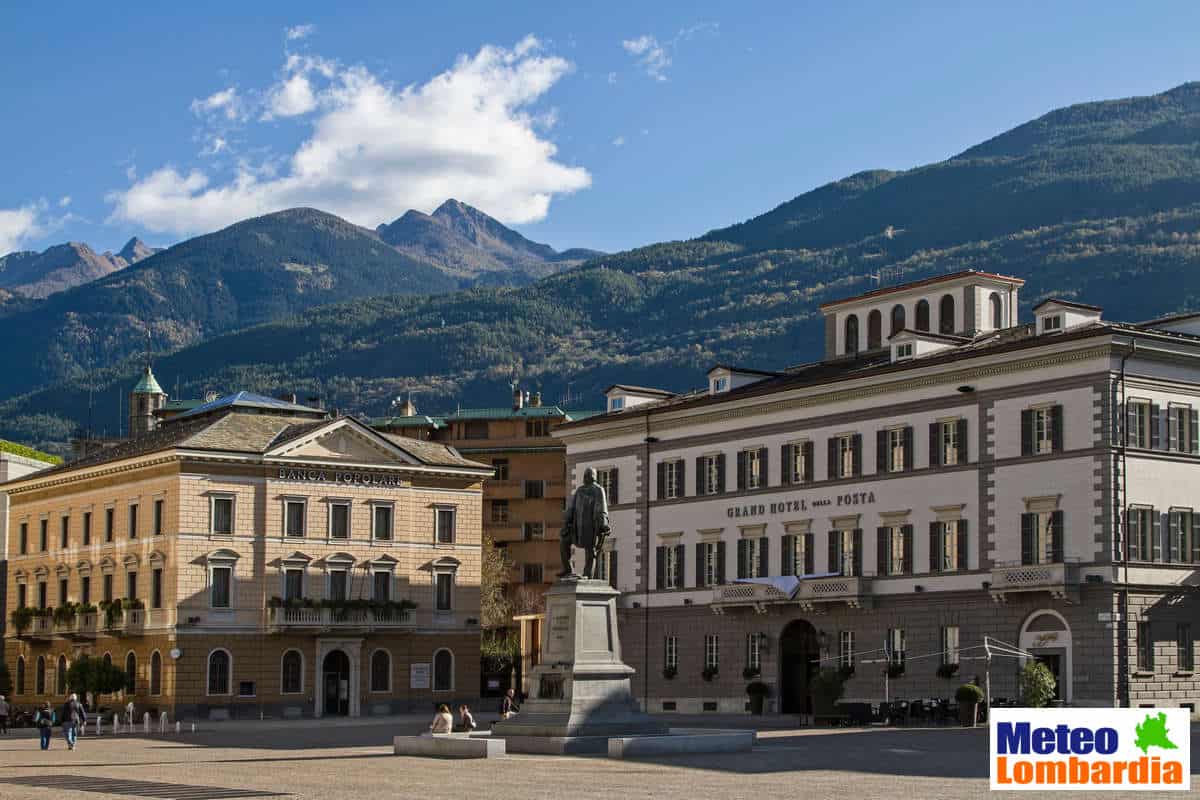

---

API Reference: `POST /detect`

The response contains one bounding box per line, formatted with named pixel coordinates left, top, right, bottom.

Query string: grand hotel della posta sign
left=727, top=490, right=877, bottom=519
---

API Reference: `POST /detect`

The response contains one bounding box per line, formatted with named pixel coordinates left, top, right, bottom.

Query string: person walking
left=456, top=704, right=477, bottom=732
left=34, top=702, right=55, bottom=750
left=428, top=704, right=453, bottom=734
left=60, top=693, right=86, bottom=750
left=0, top=694, right=9, bottom=735
left=500, top=688, right=519, bottom=720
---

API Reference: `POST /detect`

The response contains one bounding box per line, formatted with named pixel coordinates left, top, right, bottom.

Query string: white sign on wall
left=410, top=663, right=430, bottom=689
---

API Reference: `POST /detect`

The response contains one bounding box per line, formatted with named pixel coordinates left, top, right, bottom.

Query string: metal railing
left=268, top=606, right=415, bottom=628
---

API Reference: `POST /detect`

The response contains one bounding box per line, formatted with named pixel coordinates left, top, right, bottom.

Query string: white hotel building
left=556, top=271, right=1199, bottom=716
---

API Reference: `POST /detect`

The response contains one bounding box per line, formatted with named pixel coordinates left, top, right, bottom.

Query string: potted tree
left=1019, top=660, right=1057, bottom=708
left=956, top=683, right=985, bottom=727
left=810, top=668, right=846, bottom=722
left=746, top=680, right=771, bottom=715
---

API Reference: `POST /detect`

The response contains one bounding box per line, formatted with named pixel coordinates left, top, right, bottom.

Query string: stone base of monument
left=607, top=728, right=756, bottom=758
left=393, top=732, right=506, bottom=758
left=490, top=579, right=751, bottom=758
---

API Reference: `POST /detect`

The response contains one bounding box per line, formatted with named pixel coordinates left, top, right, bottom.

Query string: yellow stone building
left=2, top=391, right=491, bottom=720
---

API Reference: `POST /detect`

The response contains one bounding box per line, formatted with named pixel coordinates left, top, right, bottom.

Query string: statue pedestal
left=491, top=579, right=667, bottom=749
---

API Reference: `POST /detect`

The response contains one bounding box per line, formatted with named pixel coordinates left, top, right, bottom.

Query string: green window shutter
left=1168, top=512, right=1181, bottom=563
left=674, top=544, right=685, bottom=589
left=695, top=542, right=704, bottom=586
left=803, top=533, right=814, bottom=574
left=851, top=529, right=863, bottom=576
left=781, top=534, right=795, bottom=577
left=758, top=447, right=769, bottom=487
left=781, top=444, right=793, bottom=485
left=657, top=462, right=666, bottom=500
left=1150, top=404, right=1161, bottom=450
left=759, top=537, right=769, bottom=577
left=1191, top=408, right=1199, bottom=454
left=736, top=450, right=747, bottom=491
left=656, top=546, right=665, bottom=590
left=902, top=525, right=914, bottom=575
left=716, top=455, right=726, bottom=493
left=902, top=426, right=914, bottom=471
left=876, top=430, right=888, bottom=473
left=802, top=442, right=814, bottom=482
left=929, top=422, right=940, bottom=468
left=716, top=540, right=726, bottom=584
left=877, top=527, right=889, bottom=576
left=1021, top=513, right=1035, bottom=565
left=1126, top=509, right=1140, bottom=562
left=1051, top=406, right=1064, bottom=452
left=1150, top=508, right=1162, bottom=562
left=827, top=437, right=838, bottom=478
left=1021, top=409, right=1033, bottom=456
left=609, top=468, right=619, bottom=504
left=956, top=418, right=969, bottom=462
left=828, top=532, right=839, bottom=574
left=851, top=434, right=862, bottom=476
left=957, top=520, right=969, bottom=571
left=737, top=539, right=748, bottom=579
left=696, top=457, right=705, bottom=495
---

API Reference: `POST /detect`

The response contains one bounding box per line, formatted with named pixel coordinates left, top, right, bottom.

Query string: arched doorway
left=1019, top=610, right=1072, bottom=702
left=322, top=650, right=351, bottom=716
left=779, top=620, right=820, bottom=715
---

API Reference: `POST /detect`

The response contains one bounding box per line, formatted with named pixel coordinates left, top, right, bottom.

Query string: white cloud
left=108, top=35, right=591, bottom=236
left=611, top=136, right=625, bottom=147
left=622, top=35, right=669, bottom=81
left=266, top=73, right=317, bottom=118
left=190, top=87, right=244, bottom=121
left=0, top=204, right=43, bottom=254
left=58, top=196, right=72, bottom=208
left=285, top=24, right=315, bottom=41
left=200, top=136, right=228, bottom=156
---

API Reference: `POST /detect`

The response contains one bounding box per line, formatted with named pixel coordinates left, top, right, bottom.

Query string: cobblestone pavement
left=0, top=721, right=1194, bottom=800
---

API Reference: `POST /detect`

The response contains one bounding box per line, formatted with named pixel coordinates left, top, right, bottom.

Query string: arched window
left=433, top=649, right=453, bottom=692
left=915, top=299, right=930, bottom=332
left=843, top=314, right=859, bottom=355
left=102, top=652, right=112, bottom=669
left=867, top=310, right=882, bottom=349
left=890, top=304, right=906, bottom=336
left=370, top=650, right=391, bottom=693
left=207, top=650, right=231, bottom=695
left=989, top=292, right=1003, bottom=329
left=125, top=652, right=137, bottom=694
left=16, top=656, right=25, bottom=695
left=36, top=656, right=46, bottom=695
left=150, top=651, right=162, bottom=696
left=281, top=650, right=303, bottom=694
left=56, top=655, right=68, bottom=695
left=939, top=294, right=956, bottom=335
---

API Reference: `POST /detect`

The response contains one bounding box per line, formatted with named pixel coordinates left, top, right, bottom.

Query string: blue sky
left=2, top=1, right=1199, bottom=256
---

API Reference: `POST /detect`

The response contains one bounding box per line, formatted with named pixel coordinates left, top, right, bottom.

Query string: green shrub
left=1019, top=661, right=1057, bottom=708
left=956, top=683, right=985, bottom=704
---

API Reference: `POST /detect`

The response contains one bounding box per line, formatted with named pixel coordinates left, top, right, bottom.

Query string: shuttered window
left=1020, top=511, right=1064, bottom=565
left=1021, top=406, right=1063, bottom=455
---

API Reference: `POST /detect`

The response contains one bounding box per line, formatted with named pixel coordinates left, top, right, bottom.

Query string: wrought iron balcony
left=711, top=581, right=791, bottom=613
left=267, top=606, right=415, bottom=630
left=989, top=561, right=1080, bottom=602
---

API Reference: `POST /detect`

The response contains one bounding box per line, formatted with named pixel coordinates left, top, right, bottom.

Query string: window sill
left=1173, top=671, right=1195, bottom=678
left=1131, top=671, right=1155, bottom=679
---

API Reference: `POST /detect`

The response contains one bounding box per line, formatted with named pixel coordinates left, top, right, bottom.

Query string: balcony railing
left=268, top=607, right=415, bottom=629
left=31, top=616, right=53, bottom=637
left=796, top=575, right=873, bottom=610
left=990, top=561, right=1080, bottom=602
left=711, top=581, right=791, bottom=612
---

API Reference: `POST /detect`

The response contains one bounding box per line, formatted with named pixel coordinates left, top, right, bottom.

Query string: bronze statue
left=559, top=467, right=611, bottom=579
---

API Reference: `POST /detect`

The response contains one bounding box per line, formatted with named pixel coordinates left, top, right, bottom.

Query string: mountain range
left=5, top=82, right=1200, bottom=454
left=0, top=237, right=159, bottom=298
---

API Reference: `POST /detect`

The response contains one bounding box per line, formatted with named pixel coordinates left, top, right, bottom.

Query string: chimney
left=530, top=391, right=542, bottom=408
left=512, top=385, right=524, bottom=411
left=279, top=392, right=297, bottom=404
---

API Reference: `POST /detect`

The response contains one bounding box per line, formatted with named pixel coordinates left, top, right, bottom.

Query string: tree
left=480, top=534, right=514, bottom=631
left=66, top=655, right=129, bottom=699
left=1019, top=660, right=1057, bottom=708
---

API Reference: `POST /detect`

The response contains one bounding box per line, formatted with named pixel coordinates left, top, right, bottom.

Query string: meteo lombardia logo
left=991, top=708, right=1191, bottom=791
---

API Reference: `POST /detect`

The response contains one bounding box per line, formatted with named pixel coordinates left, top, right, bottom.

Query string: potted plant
left=1019, top=660, right=1057, bottom=708
left=701, top=665, right=719, bottom=682
left=810, top=667, right=846, bottom=719
left=937, top=662, right=960, bottom=680
left=267, top=596, right=283, bottom=609
left=746, top=680, right=772, bottom=715
left=885, top=661, right=905, bottom=679
left=9, top=607, right=33, bottom=636
left=956, top=683, right=985, bottom=727
left=662, top=665, right=678, bottom=680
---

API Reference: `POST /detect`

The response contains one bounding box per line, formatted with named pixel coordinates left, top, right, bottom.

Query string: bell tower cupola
left=129, top=365, right=167, bottom=437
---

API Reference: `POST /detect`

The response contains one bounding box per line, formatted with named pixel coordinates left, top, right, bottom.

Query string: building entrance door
left=1035, top=653, right=1064, bottom=701
left=323, top=649, right=351, bottom=716
left=780, top=620, right=819, bottom=715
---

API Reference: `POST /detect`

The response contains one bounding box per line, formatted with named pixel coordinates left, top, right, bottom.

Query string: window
left=59, top=577, right=69, bottom=606
left=1127, top=400, right=1155, bottom=449
left=782, top=533, right=814, bottom=576
left=664, top=636, right=678, bottom=671
left=1022, top=406, right=1062, bottom=456
left=609, top=396, right=625, bottom=412
left=329, top=502, right=350, bottom=539
left=284, top=500, right=306, bottom=538
left=373, top=571, right=391, bottom=601
left=890, top=304, right=906, bottom=336
left=128, top=503, right=138, bottom=539
left=57, top=655, right=68, bottom=695
left=125, top=652, right=137, bottom=693
left=526, top=419, right=550, bottom=437
left=36, top=656, right=45, bottom=695
left=933, top=419, right=968, bottom=467
left=523, top=563, right=544, bottom=584
left=281, top=650, right=303, bottom=694
left=80, top=576, right=90, bottom=605
left=1042, top=314, right=1063, bottom=333
left=1125, top=506, right=1156, bottom=562
left=39, top=519, right=47, bottom=551
left=16, top=656, right=25, bottom=695
left=867, top=309, right=882, bottom=349
left=738, top=448, right=765, bottom=490
left=697, top=540, right=724, bottom=587
left=19, top=522, right=27, bottom=554
left=895, top=342, right=914, bottom=360
left=830, top=433, right=861, bottom=479
left=942, top=626, right=960, bottom=665
left=433, top=649, right=453, bottom=691
left=210, top=566, right=232, bottom=608
left=284, top=568, right=304, bottom=601
left=37, top=581, right=47, bottom=609
left=1137, top=622, right=1154, bottom=672
left=1167, top=508, right=1195, bottom=563
left=60, top=516, right=69, bottom=549
left=16, top=583, right=26, bottom=610
left=435, top=572, right=453, bottom=611
left=938, top=294, right=955, bottom=335
left=463, top=421, right=488, bottom=439
left=127, top=571, right=138, bottom=600
left=435, top=507, right=456, bottom=544
left=828, top=529, right=861, bottom=576
left=523, top=521, right=545, bottom=541
left=210, top=497, right=233, bottom=535
left=1168, top=405, right=1198, bottom=453
left=839, top=631, right=855, bottom=669
left=704, top=634, right=719, bottom=671
left=82, top=512, right=91, bottom=546
left=887, top=628, right=906, bottom=666
left=711, top=376, right=729, bottom=393
left=746, top=633, right=762, bottom=674
left=1178, top=624, right=1194, bottom=672
left=656, top=544, right=684, bottom=589
left=150, top=651, right=162, bottom=695
left=698, top=455, right=723, bottom=495
left=238, top=681, right=256, bottom=698
left=492, top=459, right=510, bottom=480
left=844, top=314, right=860, bottom=354
left=154, top=499, right=164, bottom=536
left=491, top=500, right=509, bottom=523
left=370, top=650, right=391, bottom=692
left=915, top=300, right=930, bottom=332
left=373, top=504, right=393, bottom=541
left=736, top=537, right=768, bottom=579
left=524, top=479, right=545, bottom=499
left=151, top=568, right=163, bottom=609
left=880, top=525, right=912, bottom=576
left=328, top=570, right=348, bottom=602
left=105, top=507, right=114, bottom=542
left=931, top=520, right=968, bottom=572
left=989, top=293, right=1003, bottom=328
left=882, top=427, right=910, bottom=473
left=784, top=441, right=811, bottom=485
left=659, top=459, right=685, bottom=499
left=103, top=574, right=113, bottom=603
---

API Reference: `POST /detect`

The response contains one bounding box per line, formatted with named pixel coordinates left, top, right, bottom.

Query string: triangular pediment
left=268, top=418, right=418, bottom=465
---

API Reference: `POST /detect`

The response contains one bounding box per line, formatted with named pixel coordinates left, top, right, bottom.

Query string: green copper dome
left=132, top=366, right=164, bottom=395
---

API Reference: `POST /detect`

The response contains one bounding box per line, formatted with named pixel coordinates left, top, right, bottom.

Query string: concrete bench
left=393, top=733, right=506, bottom=759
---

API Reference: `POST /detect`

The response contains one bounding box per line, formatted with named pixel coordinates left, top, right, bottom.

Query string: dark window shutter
left=828, top=532, right=839, bottom=573
left=716, top=540, right=726, bottom=584
left=1192, top=514, right=1200, bottom=563
left=803, top=441, right=814, bottom=482
left=852, top=434, right=862, bottom=476
left=1021, top=513, right=1035, bottom=565
left=929, top=422, right=941, bottom=468
left=803, top=533, right=814, bottom=574
left=1126, top=509, right=1140, bottom=562
left=876, top=430, right=888, bottom=473
left=657, top=462, right=666, bottom=500
left=1151, top=509, right=1162, bottom=562
left=957, top=520, right=969, bottom=571
left=737, top=539, right=748, bottom=579
left=758, top=447, right=769, bottom=486
left=1051, top=406, right=1064, bottom=452
left=1168, top=409, right=1180, bottom=452
left=852, top=529, right=863, bottom=576
left=656, top=546, right=665, bottom=590
left=781, top=444, right=793, bottom=485
left=1021, top=409, right=1034, bottom=456
left=827, top=437, right=838, bottom=479
left=1191, top=409, right=1199, bottom=454
left=674, top=544, right=686, bottom=588
left=902, top=426, right=914, bottom=471
left=696, top=457, right=705, bottom=495
left=609, top=468, right=619, bottom=504
left=956, top=418, right=969, bottom=462
left=902, top=525, right=914, bottom=575
left=1125, top=402, right=1137, bottom=447
left=929, top=522, right=941, bottom=572
left=696, top=542, right=705, bottom=586
left=781, top=534, right=795, bottom=577
left=1168, top=513, right=1180, bottom=563
left=1050, top=511, right=1064, bottom=563
left=736, top=450, right=747, bottom=491
left=716, top=455, right=726, bottom=493
left=877, top=527, right=889, bottom=576
left=1151, top=404, right=1161, bottom=450
left=759, top=537, right=769, bottom=577
left=678, top=459, right=686, bottom=496
left=609, top=551, right=618, bottom=589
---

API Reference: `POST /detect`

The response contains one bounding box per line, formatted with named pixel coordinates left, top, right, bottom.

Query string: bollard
left=143, top=712, right=150, bottom=734
left=159, top=712, right=168, bottom=734
left=190, top=723, right=196, bottom=733
left=175, top=721, right=181, bottom=734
